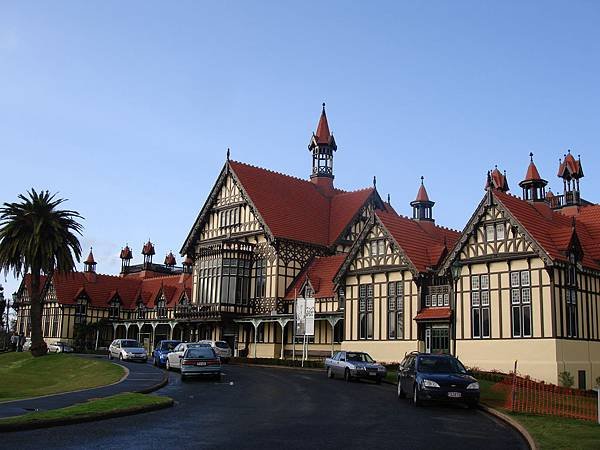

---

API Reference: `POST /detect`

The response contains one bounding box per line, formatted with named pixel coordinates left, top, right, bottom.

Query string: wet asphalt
left=2, top=364, right=528, bottom=450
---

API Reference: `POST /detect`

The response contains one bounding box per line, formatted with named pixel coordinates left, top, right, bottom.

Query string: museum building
left=14, top=106, right=600, bottom=388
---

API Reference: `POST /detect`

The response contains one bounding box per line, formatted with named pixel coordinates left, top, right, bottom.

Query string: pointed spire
left=524, top=152, right=543, bottom=181
left=372, top=175, right=377, bottom=189
left=84, top=247, right=97, bottom=273
left=387, top=193, right=391, bottom=204
left=226, top=147, right=230, bottom=160
left=315, top=102, right=331, bottom=144
left=415, top=176, right=430, bottom=202
left=486, top=166, right=509, bottom=192
left=164, top=251, right=176, bottom=268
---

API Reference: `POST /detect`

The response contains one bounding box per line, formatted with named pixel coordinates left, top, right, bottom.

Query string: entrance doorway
left=424, top=325, right=449, bottom=354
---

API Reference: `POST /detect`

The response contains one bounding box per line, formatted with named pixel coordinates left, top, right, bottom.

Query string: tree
left=0, top=189, right=83, bottom=356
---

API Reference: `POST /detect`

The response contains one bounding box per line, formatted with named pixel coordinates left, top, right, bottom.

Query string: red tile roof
left=414, top=307, right=452, bottom=321
left=558, top=152, right=583, bottom=179
left=414, top=183, right=430, bottom=203
left=229, top=160, right=376, bottom=247
left=22, top=271, right=191, bottom=309
left=120, top=245, right=133, bottom=260
left=284, top=254, right=347, bottom=299
left=142, top=240, right=155, bottom=256
left=524, top=161, right=542, bottom=182
left=164, top=252, right=177, bottom=266
left=486, top=168, right=509, bottom=192
left=377, top=210, right=460, bottom=273
left=493, top=191, right=600, bottom=269
left=84, top=249, right=96, bottom=265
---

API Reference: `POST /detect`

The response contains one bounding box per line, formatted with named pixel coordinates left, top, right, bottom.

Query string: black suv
left=397, top=352, right=480, bottom=407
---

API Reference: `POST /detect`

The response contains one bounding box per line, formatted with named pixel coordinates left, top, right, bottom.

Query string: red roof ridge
left=230, top=160, right=319, bottom=187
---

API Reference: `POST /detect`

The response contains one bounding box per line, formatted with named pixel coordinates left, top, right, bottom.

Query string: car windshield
left=160, top=342, right=179, bottom=351
left=121, top=340, right=141, bottom=348
left=188, top=343, right=211, bottom=348
left=185, top=348, right=215, bottom=359
left=418, top=356, right=467, bottom=374
left=215, top=341, right=229, bottom=349
left=346, top=352, right=374, bottom=363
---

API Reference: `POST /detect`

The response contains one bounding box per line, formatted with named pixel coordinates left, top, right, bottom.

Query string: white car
left=108, top=339, right=148, bottom=363
left=48, top=342, right=74, bottom=353
left=200, top=340, right=232, bottom=362
left=165, top=342, right=208, bottom=370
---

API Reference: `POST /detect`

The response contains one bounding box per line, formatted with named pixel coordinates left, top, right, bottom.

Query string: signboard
left=295, top=297, right=315, bottom=336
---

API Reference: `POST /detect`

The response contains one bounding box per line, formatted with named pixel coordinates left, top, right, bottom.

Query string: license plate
left=196, top=362, right=207, bottom=366
left=369, top=371, right=376, bottom=376
left=448, top=392, right=462, bottom=398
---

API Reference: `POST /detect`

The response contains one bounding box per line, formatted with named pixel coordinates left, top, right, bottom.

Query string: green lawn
left=0, top=393, right=172, bottom=428
left=0, top=353, right=125, bottom=401
left=479, top=378, right=600, bottom=449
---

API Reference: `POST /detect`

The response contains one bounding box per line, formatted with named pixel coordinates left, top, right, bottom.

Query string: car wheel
left=397, top=382, right=406, bottom=399
left=413, top=385, right=421, bottom=407
left=119, top=353, right=123, bottom=361
left=327, top=367, right=334, bottom=379
left=108, top=353, right=113, bottom=360
left=166, top=359, right=171, bottom=371
left=344, top=368, right=352, bottom=382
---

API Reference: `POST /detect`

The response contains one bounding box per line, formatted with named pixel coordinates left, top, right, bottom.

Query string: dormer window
left=109, top=299, right=121, bottom=319
left=75, top=298, right=88, bottom=324
left=156, top=299, right=167, bottom=318
left=137, top=304, right=146, bottom=319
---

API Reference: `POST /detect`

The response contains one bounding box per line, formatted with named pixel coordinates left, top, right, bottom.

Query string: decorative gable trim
left=438, top=192, right=554, bottom=274
left=180, top=161, right=274, bottom=256
left=330, top=189, right=385, bottom=248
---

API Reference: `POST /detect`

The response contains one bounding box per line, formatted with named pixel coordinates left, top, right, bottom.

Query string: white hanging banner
left=304, top=298, right=315, bottom=336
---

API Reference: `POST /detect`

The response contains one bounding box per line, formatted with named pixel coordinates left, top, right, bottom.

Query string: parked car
left=397, top=352, right=480, bottom=408
left=165, top=342, right=209, bottom=371
left=180, top=346, right=222, bottom=380
left=48, top=342, right=74, bottom=353
left=199, top=340, right=232, bottom=362
left=108, top=339, right=148, bottom=363
left=152, top=340, right=181, bottom=367
left=325, top=351, right=387, bottom=383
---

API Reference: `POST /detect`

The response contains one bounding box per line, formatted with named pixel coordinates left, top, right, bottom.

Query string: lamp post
left=450, top=261, right=462, bottom=356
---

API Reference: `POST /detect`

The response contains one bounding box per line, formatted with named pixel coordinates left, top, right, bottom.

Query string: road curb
left=0, top=397, right=174, bottom=433
left=135, top=369, right=169, bottom=394
left=478, top=404, right=537, bottom=450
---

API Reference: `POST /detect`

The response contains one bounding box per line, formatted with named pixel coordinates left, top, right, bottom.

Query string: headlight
left=467, top=382, right=480, bottom=390
left=422, top=379, right=440, bottom=388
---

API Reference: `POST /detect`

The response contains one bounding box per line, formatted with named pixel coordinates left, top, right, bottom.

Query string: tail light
left=182, top=358, right=221, bottom=366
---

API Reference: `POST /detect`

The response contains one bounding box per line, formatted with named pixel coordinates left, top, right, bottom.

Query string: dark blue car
left=397, top=352, right=480, bottom=407
left=153, top=340, right=181, bottom=367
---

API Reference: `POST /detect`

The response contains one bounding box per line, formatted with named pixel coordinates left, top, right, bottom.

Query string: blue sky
left=1, top=1, right=600, bottom=300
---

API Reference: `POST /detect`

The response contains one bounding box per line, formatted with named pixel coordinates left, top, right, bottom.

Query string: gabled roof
left=558, top=152, right=583, bottom=179
left=377, top=210, right=460, bottom=273
left=315, top=105, right=331, bottom=145
left=284, top=254, right=347, bottom=300
left=414, top=307, right=452, bottom=321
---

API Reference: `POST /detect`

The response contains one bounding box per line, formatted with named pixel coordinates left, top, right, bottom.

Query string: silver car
left=325, top=351, right=387, bottom=384
left=180, top=346, right=221, bottom=380
left=199, top=340, right=232, bottom=362
left=165, top=342, right=209, bottom=371
left=108, top=339, right=148, bottom=362
left=48, top=342, right=74, bottom=353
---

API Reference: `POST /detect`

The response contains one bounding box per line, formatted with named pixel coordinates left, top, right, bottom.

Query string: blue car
left=153, top=340, right=181, bottom=367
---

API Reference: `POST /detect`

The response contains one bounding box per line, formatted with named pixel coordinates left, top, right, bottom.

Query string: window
left=221, top=258, right=251, bottom=305
left=359, top=284, right=374, bottom=340
left=566, top=253, right=578, bottom=338
left=256, top=323, right=265, bottom=343
left=109, top=299, right=121, bottom=319
left=74, top=298, right=87, bottom=324
left=496, top=223, right=505, bottom=240
left=470, top=275, right=490, bottom=338
left=387, top=282, right=404, bottom=339
left=156, top=299, right=167, bottom=318
left=333, top=320, right=344, bottom=343
left=197, top=257, right=221, bottom=304
left=137, top=304, right=146, bottom=319
left=254, top=258, right=267, bottom=299
left=510, top=271, right=532, bottom=337
left=427, top=285, right=449, bottom=309
left=220, top=207, right=240, bottom=228
left=486, top=225, right=495, bottom=242
left=337, top=287, right=345, bottom=311
left=370, top=240, right=385, bottom=256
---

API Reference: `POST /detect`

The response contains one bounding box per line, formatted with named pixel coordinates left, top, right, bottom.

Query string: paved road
left=3, top=364, right=527, bottom=449
left=0, top=355, right=165, bottom=419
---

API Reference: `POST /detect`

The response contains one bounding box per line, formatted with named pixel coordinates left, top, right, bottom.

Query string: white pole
left=95, top=328, right=99, bottom=351
left=292, top=290, right=297, bottom=363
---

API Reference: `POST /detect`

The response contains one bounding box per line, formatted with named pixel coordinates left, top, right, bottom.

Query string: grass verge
left=0, top=393, right=173, bottom=431
left=479, top=379, right=600, bottom=449
left=0, top=353, right=125, bottom=401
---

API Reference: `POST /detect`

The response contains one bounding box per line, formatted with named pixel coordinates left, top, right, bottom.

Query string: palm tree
left=0, top=189, right=83, bottom=356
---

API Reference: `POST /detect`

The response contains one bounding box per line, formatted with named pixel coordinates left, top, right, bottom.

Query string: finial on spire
left=322, top=102, right=326, bottom=113
left=420, top=175, right=424, bottom=185
left=373, top=175, right=377, bottom=188
left=529, top=152, right=534, bottom=162
left=568, top=149, right=571, bottom=154
left=387, top=193, right=390, bottom=204
left=226, top=147, right=230, bottom=160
